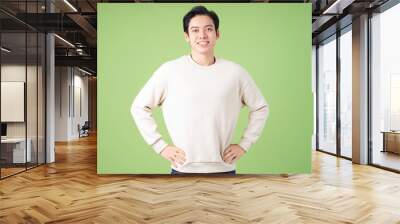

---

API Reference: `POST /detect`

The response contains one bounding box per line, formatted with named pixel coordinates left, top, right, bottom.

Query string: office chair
left=79, top=121, right=90, bottom=138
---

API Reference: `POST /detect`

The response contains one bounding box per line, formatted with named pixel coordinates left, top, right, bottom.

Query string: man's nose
left=199, top=30, right=208, bottom=39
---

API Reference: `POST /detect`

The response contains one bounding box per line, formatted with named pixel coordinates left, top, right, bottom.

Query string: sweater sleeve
left=238, top=69, right=269, bottom=152
left=130, top=65, right=168, bottom=154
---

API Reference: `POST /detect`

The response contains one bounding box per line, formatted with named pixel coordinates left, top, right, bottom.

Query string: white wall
left=70, top=72, right=89, bottom=138
left=55, top=66, right=69, bottom=141
left=1, top=65, right=41, bottom=137
left=55, top=67, right=89, bottom=141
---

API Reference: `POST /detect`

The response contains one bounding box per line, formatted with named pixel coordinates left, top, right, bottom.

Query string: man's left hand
left=223, top=144, right=246, bottom=164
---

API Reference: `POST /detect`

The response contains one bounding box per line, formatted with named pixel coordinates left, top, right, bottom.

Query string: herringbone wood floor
left=1, top=134, right=400, bottom=224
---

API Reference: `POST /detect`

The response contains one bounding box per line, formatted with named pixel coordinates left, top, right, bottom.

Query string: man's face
left=184, top=15, right=219, bottom=55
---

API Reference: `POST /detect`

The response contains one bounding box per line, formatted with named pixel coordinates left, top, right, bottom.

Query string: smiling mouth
left=197, top=41, right=209, bottom=46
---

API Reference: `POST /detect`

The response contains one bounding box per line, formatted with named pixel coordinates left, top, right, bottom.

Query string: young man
left=131, top=6, right=269, bottom=175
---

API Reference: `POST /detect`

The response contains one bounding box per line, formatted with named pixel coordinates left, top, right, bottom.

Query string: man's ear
left=184, top=32, right=190, bottom=42
left=216, top=30, right=220, bottom=39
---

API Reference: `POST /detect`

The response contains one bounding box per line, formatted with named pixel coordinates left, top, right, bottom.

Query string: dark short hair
left=183, top=6, right=219, bottom=34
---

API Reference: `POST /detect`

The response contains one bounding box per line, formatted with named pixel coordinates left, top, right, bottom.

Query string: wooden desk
left=381, top=131, right=400, bottom=154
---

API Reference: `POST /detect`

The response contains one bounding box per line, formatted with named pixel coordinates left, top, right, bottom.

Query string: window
left=339, top=28, right=352, bottom=158
left=317, top=35, right=337, bottom=154
left=371, top=2, right=400, bottom=171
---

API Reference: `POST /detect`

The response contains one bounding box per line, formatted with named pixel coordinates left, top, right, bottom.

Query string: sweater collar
left=187, top=55, right=219, bottom=69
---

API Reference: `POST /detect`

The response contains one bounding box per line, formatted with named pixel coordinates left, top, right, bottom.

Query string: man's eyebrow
left=189, top=25, right=214, bottom=29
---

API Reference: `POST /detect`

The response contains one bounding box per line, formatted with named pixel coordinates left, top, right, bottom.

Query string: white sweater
left=131, top=55, right=269, bottom=173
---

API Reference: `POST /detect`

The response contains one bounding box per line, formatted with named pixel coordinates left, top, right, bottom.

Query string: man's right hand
left=160, top=145, right=186, bottom=168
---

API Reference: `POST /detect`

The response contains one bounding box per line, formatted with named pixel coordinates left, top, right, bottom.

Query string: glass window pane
left=0, top=1, right=46, bottom=179
left=38, top=32, right=45, bottom=165
left=371, top=3, right=400, bottom=171
left=318, top=36, right=337, bottom=154
left=340, top=28, right=352, bottom=158
left=27, top=31, right=38, bottom=169
left=1, top=31, right=27, bottom=178
left=26, top=0, right=39, bottom=170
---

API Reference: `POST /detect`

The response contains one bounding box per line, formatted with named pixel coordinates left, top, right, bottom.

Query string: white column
left=46, top=32, right=55, bottom=163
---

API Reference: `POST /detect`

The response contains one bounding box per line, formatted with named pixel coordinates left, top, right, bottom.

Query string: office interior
left=0, top=0, right=97, bottom=179
left=0, top=0, right=399, bottom=223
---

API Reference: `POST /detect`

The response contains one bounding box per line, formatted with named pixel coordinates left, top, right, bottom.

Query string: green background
left=98, top=3, right=312, bottom=174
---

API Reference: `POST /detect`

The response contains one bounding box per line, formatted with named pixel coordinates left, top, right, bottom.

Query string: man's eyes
left=191, top=28, right=214, bottom=33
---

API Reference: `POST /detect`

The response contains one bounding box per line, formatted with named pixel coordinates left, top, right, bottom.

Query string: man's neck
left=190, top=52, right=215, bottom=66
